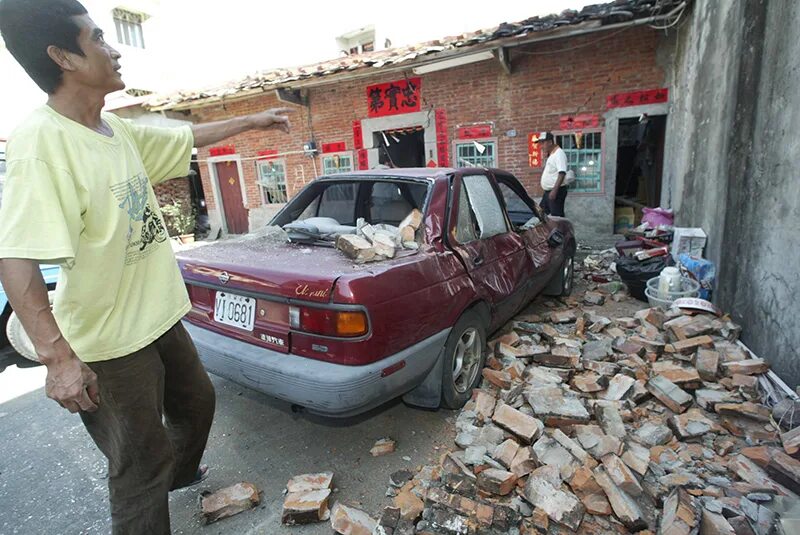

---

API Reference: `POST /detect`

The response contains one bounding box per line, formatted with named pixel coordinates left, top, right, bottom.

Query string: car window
left=454, top=183, right=479, bottom=244
left=498, top=182, right=536, bottom=227
left=462, top=174, right=508, bottom=239
left=317, top=183, right=359, bottom=225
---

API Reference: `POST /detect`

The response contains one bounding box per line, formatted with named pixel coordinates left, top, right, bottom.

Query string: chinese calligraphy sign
left=366, top=78, right=422, bottom=118
left=528, top=133, right=543, bottom=168
left=606, top=88, right=669, bottom=109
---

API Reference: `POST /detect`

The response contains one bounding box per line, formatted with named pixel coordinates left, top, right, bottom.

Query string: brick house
left=147, top=0, right=683, bottom=239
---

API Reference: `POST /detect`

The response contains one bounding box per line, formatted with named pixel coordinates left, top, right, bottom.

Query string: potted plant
left=161, top=199, right=196, bottom=244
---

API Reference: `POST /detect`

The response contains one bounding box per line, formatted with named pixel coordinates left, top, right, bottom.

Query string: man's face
left=63, top=15, right=124, bottom=94
left=540, top=139, right=554, bottom=155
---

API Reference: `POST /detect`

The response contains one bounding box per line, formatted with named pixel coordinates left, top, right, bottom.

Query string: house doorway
left=614, top=115, right=667, bottom=226
left=214, top=160, right=249, bottom=234
left=374, top=127, right=425, bottom=168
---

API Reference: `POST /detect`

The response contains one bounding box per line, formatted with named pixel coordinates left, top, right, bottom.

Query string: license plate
left=214, top=292, right=256, bottom=331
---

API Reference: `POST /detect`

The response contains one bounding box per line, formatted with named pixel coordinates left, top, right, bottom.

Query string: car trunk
left=178, top=238, right=368, bottom=354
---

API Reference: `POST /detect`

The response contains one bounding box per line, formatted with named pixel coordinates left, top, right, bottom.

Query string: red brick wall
left=189, top=26, right=667, bottom=211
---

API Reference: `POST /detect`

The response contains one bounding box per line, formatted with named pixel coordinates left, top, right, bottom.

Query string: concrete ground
left=0, top=347, right=456, bottom=534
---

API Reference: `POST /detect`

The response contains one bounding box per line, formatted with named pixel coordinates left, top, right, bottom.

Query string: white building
left=0, top=0, right=185, bottom=137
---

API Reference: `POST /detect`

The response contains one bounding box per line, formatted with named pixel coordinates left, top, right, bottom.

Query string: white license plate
left=214, top=292, right=256, bottom=331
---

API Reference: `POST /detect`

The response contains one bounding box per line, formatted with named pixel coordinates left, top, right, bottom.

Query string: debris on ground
left=330, top=502, right=378, bottom=535
left=200, top=482, right=260, bottom=524
left=281, top=472, right=334, bottom=525
left=372, top=438, right=398, bottom=457
left=367, top=250, right=800, bottom=534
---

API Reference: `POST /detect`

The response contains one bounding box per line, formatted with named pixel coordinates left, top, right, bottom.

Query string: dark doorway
left=615, top=115, right=667, bottom=226
left=374, top=128, right=425, bottom=168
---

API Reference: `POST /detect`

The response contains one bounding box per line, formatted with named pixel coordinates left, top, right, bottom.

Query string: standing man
left=0, top=1, right=293, bottom=533
left=536, top=131, right=569, bottom=217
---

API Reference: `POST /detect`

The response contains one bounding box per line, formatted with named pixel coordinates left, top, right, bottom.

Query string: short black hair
left=0, top=0, right=88, bottom=94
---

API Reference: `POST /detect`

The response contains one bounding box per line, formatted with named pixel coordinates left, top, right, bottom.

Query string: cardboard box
left=614, top=206, right=635, bottom=234
left=671, top=228, right=707, bottom=260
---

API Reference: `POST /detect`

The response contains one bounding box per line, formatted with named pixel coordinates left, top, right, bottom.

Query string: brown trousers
left=80, top=322, right=216, bottom=535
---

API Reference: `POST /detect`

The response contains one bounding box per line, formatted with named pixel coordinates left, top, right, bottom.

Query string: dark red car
left=178, top=168, right=575, bottom=417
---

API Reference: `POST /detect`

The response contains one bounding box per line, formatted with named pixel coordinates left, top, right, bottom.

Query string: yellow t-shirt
left=0, top=106, right=194, bottom=362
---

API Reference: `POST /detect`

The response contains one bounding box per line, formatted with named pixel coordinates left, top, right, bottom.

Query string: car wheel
left=6, top=291, right=55, bottom=362
left=560, top=253, right=575, bottom=296
left=440, top=309, right=487, bottom=410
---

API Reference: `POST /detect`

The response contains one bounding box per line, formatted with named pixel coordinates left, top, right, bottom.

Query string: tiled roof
left=146, top=0, right=683, bottom=110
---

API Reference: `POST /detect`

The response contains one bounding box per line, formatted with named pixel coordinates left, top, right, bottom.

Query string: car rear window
left=284, top=180, right=429, bottom=228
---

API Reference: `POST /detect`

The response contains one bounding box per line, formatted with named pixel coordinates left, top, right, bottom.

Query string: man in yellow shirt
left=0, top=1, right=293, bottom=532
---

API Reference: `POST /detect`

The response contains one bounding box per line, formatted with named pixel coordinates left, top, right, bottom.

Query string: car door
left=448, top=172, right=533, bottom=329
left=493, top=172, right=563, bottom=299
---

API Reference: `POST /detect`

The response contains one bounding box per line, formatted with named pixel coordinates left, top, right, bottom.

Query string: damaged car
left=178, top=168, right=575, bottom=417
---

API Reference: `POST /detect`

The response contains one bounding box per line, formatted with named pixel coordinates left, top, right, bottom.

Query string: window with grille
left=113, top=8, right=146, bottom=49
left=454, top=140, right=497, bottom=168
left=321, top=153, right=353, bottom=175
left=555, top=131, right=603, bottom=193
left=257, top=160, right=288, bottom=204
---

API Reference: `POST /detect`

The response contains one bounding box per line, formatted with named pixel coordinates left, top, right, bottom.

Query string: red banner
left=456, top=124, right=493, bottom=140
left=528, top=133, right=543, bottom=168
left=607, top=87, right=669, bottom=109
left=256, top=149, right=278, bottom=160
left=352, top=120, right=363, bottom=150
left=356, top=149, right=369, bottom=170
left=209, top=145, right=235, bottom=157
left=366, top=77, right=421, bottom=118
left=435, top=109, right=449, bottom=167
left=559, top=114, right=600, bottom=130
left=322, top=142, right=347, bottom=154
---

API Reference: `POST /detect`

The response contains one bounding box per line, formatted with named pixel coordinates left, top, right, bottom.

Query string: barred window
left=113, top=8, right=146, bottom=49
left=257, top=160, right=288, bottom=204
left=321, top=152, right=353, bottom=175
left=454, top=140, right=497, bottom=168
left=555, top=131, right=603, bottom=193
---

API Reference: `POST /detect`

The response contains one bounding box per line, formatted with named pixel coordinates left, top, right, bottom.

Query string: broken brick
left=602, top=454, right=643, bottom=496
left=646, top=375, right=693, bottom=414
left=665, top=335, right=714, bottom=355
left=572, top=371, right=609, bottom=393
left=595, top=401, right=627, bottom=439
left=202, top=482, right=261, bottom=525
left=568, top=465, right=613, bottom=516
left=282, top=489, right=331, bottom=525
left=477, top=468, right=518, bottom=496
left=371, top=438, right=397, bottom=456
left=669, top=408, right=715, bottom=439
left=721, top=359, right=770, bottom=376
left=523, top=466, right=585, bottom=530
left=492, top=403, right=544, bottom=444
left=695, top=349, right=720, bottom=381
left=393, top=488, right=424, bottom=522
left=330, top=503, right=378, bottom=535
left=482, top=369, right=513, bottom=390
left=602, top=374, right=636, bottom=401
left=660, top=488, right=698, bottom=535
left=715, top=402, right=771, bottom=422
left=593, top=465, right=645, bottom=530
left=551, top=309, right=578, bottom=324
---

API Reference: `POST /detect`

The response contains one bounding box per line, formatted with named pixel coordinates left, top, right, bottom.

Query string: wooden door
left=215, top=161, right=249, bottom=234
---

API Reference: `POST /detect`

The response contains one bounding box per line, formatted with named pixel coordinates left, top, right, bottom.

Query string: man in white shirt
left=536, top=131, right=569, bottom=217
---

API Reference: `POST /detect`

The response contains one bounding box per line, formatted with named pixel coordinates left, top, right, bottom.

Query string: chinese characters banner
left=352, top=120, right=363, bottom=150
left=366, top=77, right=422, bottom=118
left=559, top=114, right=600, bottom=130
left=606, top=87, right=669, bottom=109
left=435, top=109, right=449, bottom=167
left=528, top=133, right=543, bottom=168
left=357, top=149, right=369, bottom=171
left=322, top=141, right=347, bottom=154
left=456, top=124, right=493, bottom=140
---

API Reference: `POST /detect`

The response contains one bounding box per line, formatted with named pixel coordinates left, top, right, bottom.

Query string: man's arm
left=0, top=259, right=98, bottom=413
left=190, top=107, right=295, bottom=148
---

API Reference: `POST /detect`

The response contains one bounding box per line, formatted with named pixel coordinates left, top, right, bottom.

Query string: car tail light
left=289, top=305, right=368, bottom=338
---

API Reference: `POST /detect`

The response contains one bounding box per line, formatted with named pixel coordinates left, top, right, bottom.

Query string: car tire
left=440, top=309, right=487, bottom=410
left=6, top=291, right=55, bottom=362
left=544, top=252, right=575, bottom=297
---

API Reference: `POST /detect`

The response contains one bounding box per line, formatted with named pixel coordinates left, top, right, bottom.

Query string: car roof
left=316, top=167, right=515, bottom=183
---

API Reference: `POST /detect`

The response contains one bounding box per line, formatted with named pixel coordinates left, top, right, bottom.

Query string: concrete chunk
left=336, top=234, right=376, bottom=263
left=523, top=468, right=585, bottom=530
